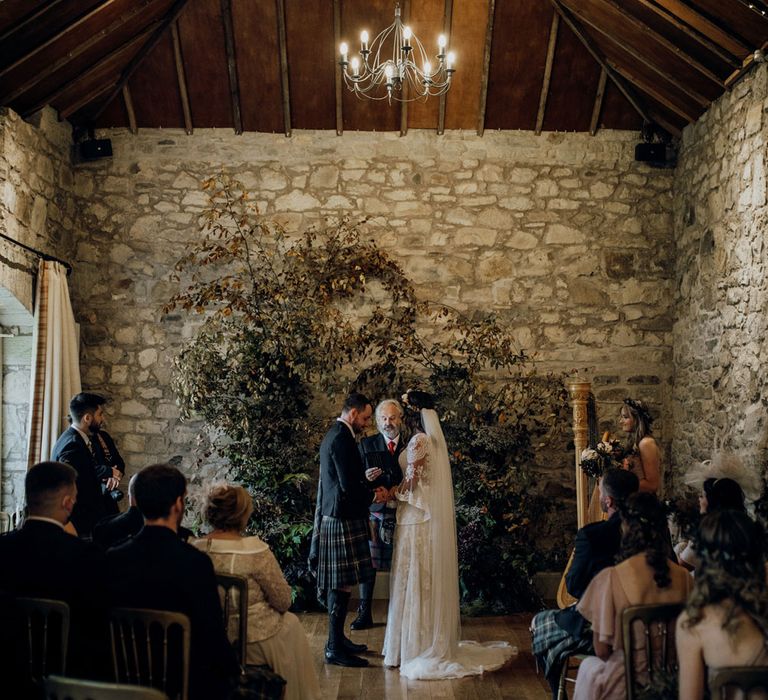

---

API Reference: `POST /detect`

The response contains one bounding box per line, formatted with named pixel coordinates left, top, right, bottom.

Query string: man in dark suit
left=309, top=393, right=375, bottom=667
left=0, top=461, right=109, bottom=690
left=91, top=427, right=126, bottom=517
left=51, top=393, right=124, bottom=537
left=106, top=463, right=239, bottom=700
left=531, top=468, right=639, bottom=697
left=352, top=398, right=405, bottom=630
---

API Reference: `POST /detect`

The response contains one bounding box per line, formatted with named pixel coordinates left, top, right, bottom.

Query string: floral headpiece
left=401, top=389, right=435, bottom=411
left=623, top=398, right=654, bottom=427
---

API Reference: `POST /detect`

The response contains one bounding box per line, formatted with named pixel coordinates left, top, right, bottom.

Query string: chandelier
left=338, top=4, right=456, bottom=103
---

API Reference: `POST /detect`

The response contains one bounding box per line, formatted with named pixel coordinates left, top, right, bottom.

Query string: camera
left=101, top=483, right=124, bottom=502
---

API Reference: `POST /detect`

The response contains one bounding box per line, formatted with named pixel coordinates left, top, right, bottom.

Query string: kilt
left=368, top=508, right=396, bottom=571
left=316, top=515, right=374, bottom=593
left=531, top=608, right=593, bottom=684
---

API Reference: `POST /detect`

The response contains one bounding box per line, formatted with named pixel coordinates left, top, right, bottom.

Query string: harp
left=556, top=377, right=603, bottom=608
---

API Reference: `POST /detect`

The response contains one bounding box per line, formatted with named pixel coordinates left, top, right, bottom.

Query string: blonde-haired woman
left=193, top=483, right=320, bottom=700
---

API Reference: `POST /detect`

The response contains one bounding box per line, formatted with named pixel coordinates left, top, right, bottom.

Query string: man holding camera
left=52, top=392, right=125, bottom=538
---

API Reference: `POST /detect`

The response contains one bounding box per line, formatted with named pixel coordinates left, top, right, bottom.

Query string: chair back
left=216, top=573, right=249, bottom=665
left=622, top=602, right=684, bottom=700
left=108, top=607, right=190, bottom=700
left=16, top=597, right=70, bottom=682
left=45, top=674, right=169, bottom=699
left=0, top=510, right=11, bottom=533
left=710, top=666, right=768, bottom=699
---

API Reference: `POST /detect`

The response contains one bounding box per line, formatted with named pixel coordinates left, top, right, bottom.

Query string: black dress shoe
left=324, top=646, right=370, bottom=667
left=350, top=609, right=374, bottom=630
left=343, top=636, right=367, bottom=653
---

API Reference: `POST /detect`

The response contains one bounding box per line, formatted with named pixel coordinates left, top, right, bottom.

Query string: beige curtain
left=26, top=260, right=81, bottom=469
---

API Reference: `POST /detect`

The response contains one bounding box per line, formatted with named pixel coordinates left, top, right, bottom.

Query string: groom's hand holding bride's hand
left=373, top=486, right=389, bottom=503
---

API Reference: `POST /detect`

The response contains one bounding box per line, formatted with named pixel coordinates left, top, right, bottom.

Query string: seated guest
left=677, top=510, right=768, bottom=700
left=532, top=469, right=639, bottom=697
left=93, top=474, right=143, bottom=550
left=193, top=484, right=320, bottom=700
left=574, top=493, right=692, bottom=700
left=677, top=477, right=746, bottom=571
left=0, top=462, right=109, bottom=688
left=106, top=464, right=239, bottom=700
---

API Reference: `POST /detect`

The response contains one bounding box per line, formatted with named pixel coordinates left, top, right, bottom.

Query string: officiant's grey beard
left=376, top=399, right=402, bottom=440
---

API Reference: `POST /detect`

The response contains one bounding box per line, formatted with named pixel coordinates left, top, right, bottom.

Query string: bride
left=381, top=390, right=515, bottom=679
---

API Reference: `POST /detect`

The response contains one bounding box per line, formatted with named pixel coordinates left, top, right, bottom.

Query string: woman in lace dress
left=381, top=390, right=514, bottom=679
left=193, top=483, right=320, bottom=700
left=619, top=398, right=660, bottom=494
left=676, top=510, right=768, bottom=700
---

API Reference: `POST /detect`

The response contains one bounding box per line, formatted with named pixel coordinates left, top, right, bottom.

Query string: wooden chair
left=622, top=602, right=684, bottom=700
left=556, top=652, right=588, bottom=700
left=710, top=666, right=768, bottom=698
left=16, top=597, right=70, bottom=684
left=108, top=607, right=190, bottom=700
left=216, top=573, right=249, bottom=665
left=45, top=675, right=169, bottom=699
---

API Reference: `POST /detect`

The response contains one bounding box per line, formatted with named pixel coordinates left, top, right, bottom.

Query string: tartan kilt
left=531, top=608, right=593, bottom=682
left=317, top=515, right=374, bottom=592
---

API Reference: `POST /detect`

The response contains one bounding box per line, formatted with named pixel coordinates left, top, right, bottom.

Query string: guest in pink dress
left=574, top=493, right=692, bottom=700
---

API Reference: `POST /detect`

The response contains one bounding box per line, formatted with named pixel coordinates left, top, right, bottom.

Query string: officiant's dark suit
left=52, top=426, right=111, bottom=536
left=359, top=433, right=405, bottom=511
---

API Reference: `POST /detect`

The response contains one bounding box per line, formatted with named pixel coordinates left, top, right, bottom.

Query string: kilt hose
left=317, top=515, right=374, bottom=593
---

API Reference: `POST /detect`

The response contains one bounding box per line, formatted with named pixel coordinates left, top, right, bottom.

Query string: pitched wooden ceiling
left=1, top=0, right=766, bottom=139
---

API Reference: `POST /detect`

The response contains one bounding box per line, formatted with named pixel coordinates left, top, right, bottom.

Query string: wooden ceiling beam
left=60, top=81, right=116, bottom=120
left=535, top=11, right=559, bottom=135
left=20, top=25, right=154, bottom=117
left=275, top=0, right=291, bottom=137
left=220, top=0, right=243, bottom=135
left=437, top=0, right=453, bottom=136
left=170, top=20, right=192, bottom=134
left=122, top=84, right=137, bottom=133
left=476, top=0, right=496, bottom=136
left=0, top=0, right=123, bottom=79
left=632, top=0, right=741, bottom=68
left=589, top=66, right=607, bottom=135
left=333, top=0, right=343, bottom=136
left=593, top=0, right=724, bottom=87
left=90, top=0, right=191, bottom=124
left=547, top=0, right=652, bottom=124
left=2, top=1, right=158, bottom=103
left=647, top=0, right=749, bottom=56
left=0, top=0, right=68, bottom=44
left=564, top=3, right=711, bottom=108
left=726, top=39, right=768, bottom=87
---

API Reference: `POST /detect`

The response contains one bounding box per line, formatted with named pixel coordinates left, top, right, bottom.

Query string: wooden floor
left=298, top=601, right=551, bottom=699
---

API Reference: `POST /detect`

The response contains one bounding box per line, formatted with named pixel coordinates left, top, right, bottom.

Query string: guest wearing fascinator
left=619, top=398, right=660, bottom=494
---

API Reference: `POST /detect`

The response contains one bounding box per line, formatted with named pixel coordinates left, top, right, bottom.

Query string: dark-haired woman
left=619, top=398, right=660, bottom=494
left=676, top=510, right=768, bottom=700
left=573, top=493, right=691, bottom=700
left=381, top=390, right=514, bottom=679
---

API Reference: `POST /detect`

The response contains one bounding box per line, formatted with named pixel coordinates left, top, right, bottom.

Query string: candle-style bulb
left=403, top=26, right=412, bottom=46
left=385, top=64, right=394, bottom=82
left=438, top=34, right=447, bottom=49
left=351, top=57, right=360, bottom=76
left=424, top=61, right=432, bottom=77
left=340, top=42, right=348, bottom=58
left=447, top=51, right=456, bottom=69
left=360, top=30, right=369, bottom=49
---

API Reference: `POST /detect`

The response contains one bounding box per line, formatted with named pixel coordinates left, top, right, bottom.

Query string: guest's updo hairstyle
left=618, top=492, right=672, bottom=589
left=205, top=483, right=254, bottom=532
left=703, top=477, right=746, bottom=513
left=401, top=390, right=435, bottom=434
left=685, top=509, right=768, bottom=636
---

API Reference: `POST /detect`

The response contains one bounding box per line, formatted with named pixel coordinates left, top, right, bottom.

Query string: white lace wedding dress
left=382, top=409, right=516, bottom=679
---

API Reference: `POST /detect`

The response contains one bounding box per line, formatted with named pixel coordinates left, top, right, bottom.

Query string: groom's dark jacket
left=319, top=420, right=371, bottom=520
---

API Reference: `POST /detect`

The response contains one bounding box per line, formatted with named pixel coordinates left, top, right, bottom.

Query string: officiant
left=353, top=398, right=405, bottom=630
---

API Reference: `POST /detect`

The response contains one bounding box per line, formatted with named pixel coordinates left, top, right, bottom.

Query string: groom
left=312, top=393, right=375, bottom=667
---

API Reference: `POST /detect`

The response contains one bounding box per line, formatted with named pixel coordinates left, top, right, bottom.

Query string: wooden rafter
left=220, top=0, right=242, bottom=134
left=275, top=0, right=291, bottom=137
left=593, top=0, right=724, bottom=87
left=21, top=25, right=154, bottom=117
left=535, top=11, right=559, bottom=135
left=589, top=66, right=607, bottom=135
left=437, top=0, right=454, bottom=136
left=631, top=0, right=741, bottom=68
left=122, top=85, right=137, bottom=133
left=60, top=81, right=116, bottom=120
left=0, top=0, right=69, bottom=44
left=170, top=20, right=192, bottom=134
left=726, top=39, right=768, bottom=87
left=333, top=0, right=343, bottom=136
left=565, top=3, right=711, bottom=108
left=90, top=0, right=191, bottom=124
left=0, top=0, right=122, bottom=79
left=400, top=0, right=410, bottom=137
left=547, top=0, right=651, bottom=123
left=476, top=0, right=496, bottom=136
left=2, top=1, right=158, bottom=103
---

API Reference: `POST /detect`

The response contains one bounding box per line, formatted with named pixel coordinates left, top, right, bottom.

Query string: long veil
left=399, top=408, right=516, bottom=680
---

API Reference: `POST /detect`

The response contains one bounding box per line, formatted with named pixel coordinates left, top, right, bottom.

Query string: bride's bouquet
left=580, top=432, right=624, bottom=478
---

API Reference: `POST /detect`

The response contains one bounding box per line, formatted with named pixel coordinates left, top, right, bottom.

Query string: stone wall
left=672, top=64, right=768, bottom=481
left=68, top=128, right=675, bottom=502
